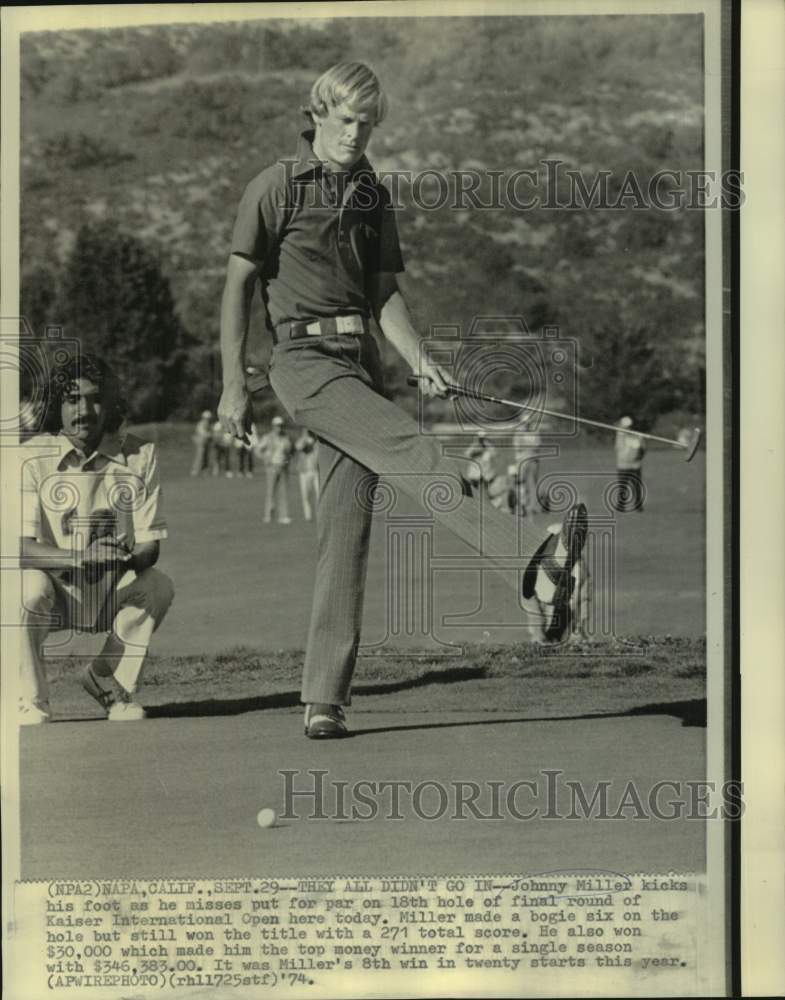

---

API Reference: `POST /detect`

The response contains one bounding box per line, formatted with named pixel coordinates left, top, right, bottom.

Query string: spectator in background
left=255, top=416, right=294, bottom=524
left=233, top=434, right=254, bottom=479
left=464, top=435, right=493, bottom=497
left=614, top=416, right=646, bottom=512
left=211, top=418, right=232, bottom=477
left=507, top=462, right=528, bottom=517
left=677, top=427, right=694, bottom=448
left=512, top=424, right=543, bottom=514
left=486, top=453, right=511, bottom=511
left=295, top=428, right=320, bottom=522
left=190, top=410, right=213, bottom=477
left=464, top=435, right=509, bottom=511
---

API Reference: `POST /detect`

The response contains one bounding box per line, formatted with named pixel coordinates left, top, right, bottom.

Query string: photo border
left=0, top=1, right=774, bottom=996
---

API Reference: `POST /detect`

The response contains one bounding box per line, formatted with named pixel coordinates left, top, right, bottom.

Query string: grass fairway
left=44, top=636, right=705, bottom=723
left=43, top=425, right=706, bottom=665
left=37, top=425, right=706, bottom=722
left=25, top=631, right=706, bottom=877
left=23, top=428, right=706, bottom=878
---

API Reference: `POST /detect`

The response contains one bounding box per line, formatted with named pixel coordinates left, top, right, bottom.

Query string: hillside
left=19, top=14, right=706, bottom=426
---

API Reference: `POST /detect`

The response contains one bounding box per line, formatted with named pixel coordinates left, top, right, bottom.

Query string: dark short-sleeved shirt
left=231, top=131, right=404, bottom=327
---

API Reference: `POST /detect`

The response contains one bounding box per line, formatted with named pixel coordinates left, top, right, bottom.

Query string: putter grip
left=407, top=375, right=458, bottom=398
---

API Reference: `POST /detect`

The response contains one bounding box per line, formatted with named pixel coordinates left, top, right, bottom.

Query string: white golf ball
left=256, top=808, right=277, bottom=829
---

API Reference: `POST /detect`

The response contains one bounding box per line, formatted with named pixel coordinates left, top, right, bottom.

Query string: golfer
left=211, top=418, right=232, bottom=477
left=19, top=354, right=174, bottom=724
left=295, top=428, right=320, bottom=522
left=614, top=416, right=646, bottom=512
left=512, top=425, right=543, bottom=514
left=255, top=416, right=294, bottom=524
left=219, top=61, right=588, bottom=738
left=190, top=409, right=213, bottom=477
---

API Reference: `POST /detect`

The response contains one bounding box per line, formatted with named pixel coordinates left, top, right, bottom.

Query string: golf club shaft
left=407, top=376, right=694, bottom=452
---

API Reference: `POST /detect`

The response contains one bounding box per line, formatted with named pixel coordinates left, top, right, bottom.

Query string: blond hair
left=307, top=62, right=388, bottom=124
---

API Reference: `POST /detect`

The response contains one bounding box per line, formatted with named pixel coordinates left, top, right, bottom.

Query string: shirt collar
left=289, top=129, right=374, bottom=182
left=56, top=430, right=128, bottom=469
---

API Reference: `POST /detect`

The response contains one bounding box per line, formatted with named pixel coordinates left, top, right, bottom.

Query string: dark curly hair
left=41, top=353, right=128, bottom=434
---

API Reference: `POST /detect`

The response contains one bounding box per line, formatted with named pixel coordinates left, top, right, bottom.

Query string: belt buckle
left=302, top=316, right=362, bottom=337
left=336, top=315, right=363, bottom=335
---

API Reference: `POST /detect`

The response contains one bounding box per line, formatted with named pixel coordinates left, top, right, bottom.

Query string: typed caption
left=9, top=871, right=711, bottom=997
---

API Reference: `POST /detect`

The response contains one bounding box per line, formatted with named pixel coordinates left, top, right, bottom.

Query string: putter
left=407, top=376, right=702, bottom=462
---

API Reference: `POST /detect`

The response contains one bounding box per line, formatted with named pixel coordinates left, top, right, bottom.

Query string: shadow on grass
left=628, top=698, right=706, bottom=727
left=144, top=665, right=489, bottom=719
left=349, top=698, right=706, bottom=736
left=145, top=672, right=705, bottom=731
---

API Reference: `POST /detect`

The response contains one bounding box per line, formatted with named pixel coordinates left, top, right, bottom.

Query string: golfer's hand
left=413, top=360, right=452, bottom=399
left=80, top=537, right=132, bottom=569
left=218, top=383, right=250, bottom=441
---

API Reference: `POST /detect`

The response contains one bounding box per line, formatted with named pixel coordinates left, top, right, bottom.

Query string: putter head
left=684, top=427, right=702, bottom=463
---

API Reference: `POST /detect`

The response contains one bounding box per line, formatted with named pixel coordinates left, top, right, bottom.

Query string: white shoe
left=19, top=702, right=51, bottom=726
left=82, top=665, right=146, bottom=721
left=521, top=503, right=588, bottom=643
left=278, top=517, right=292, bottom=525
left=107, top=701, right=146, bottom=722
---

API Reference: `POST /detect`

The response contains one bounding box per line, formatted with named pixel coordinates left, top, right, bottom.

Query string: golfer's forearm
left=20, top=538, right=79, bottom=570
left=220, top=263, right=256, bottom=387
left=378, top=289, right=423, bottom=369
left=220, top=292, right=250, bottom=387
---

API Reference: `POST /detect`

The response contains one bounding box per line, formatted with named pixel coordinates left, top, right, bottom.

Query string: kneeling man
left=19, top=354, right=174, bottom=724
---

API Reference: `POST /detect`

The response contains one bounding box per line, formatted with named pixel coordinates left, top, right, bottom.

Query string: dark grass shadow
left=144, top=665, right=490, bottom=719
left=146, top=690, right=300, bottom=718
left=348, top=698, right=706, bottom=737
left=628, top=698, right=706, bottom=727
left=144, top=680, right=704, bottom=732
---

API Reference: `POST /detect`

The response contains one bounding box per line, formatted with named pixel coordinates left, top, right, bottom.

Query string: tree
left=20, top=265, right=59, bottom=339
left=554, top=275, right=702, bottom=432
left=58, top=223, right=192, bottom=422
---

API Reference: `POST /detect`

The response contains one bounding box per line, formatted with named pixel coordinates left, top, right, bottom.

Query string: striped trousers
left=269, top=334, right=560, bottom=706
